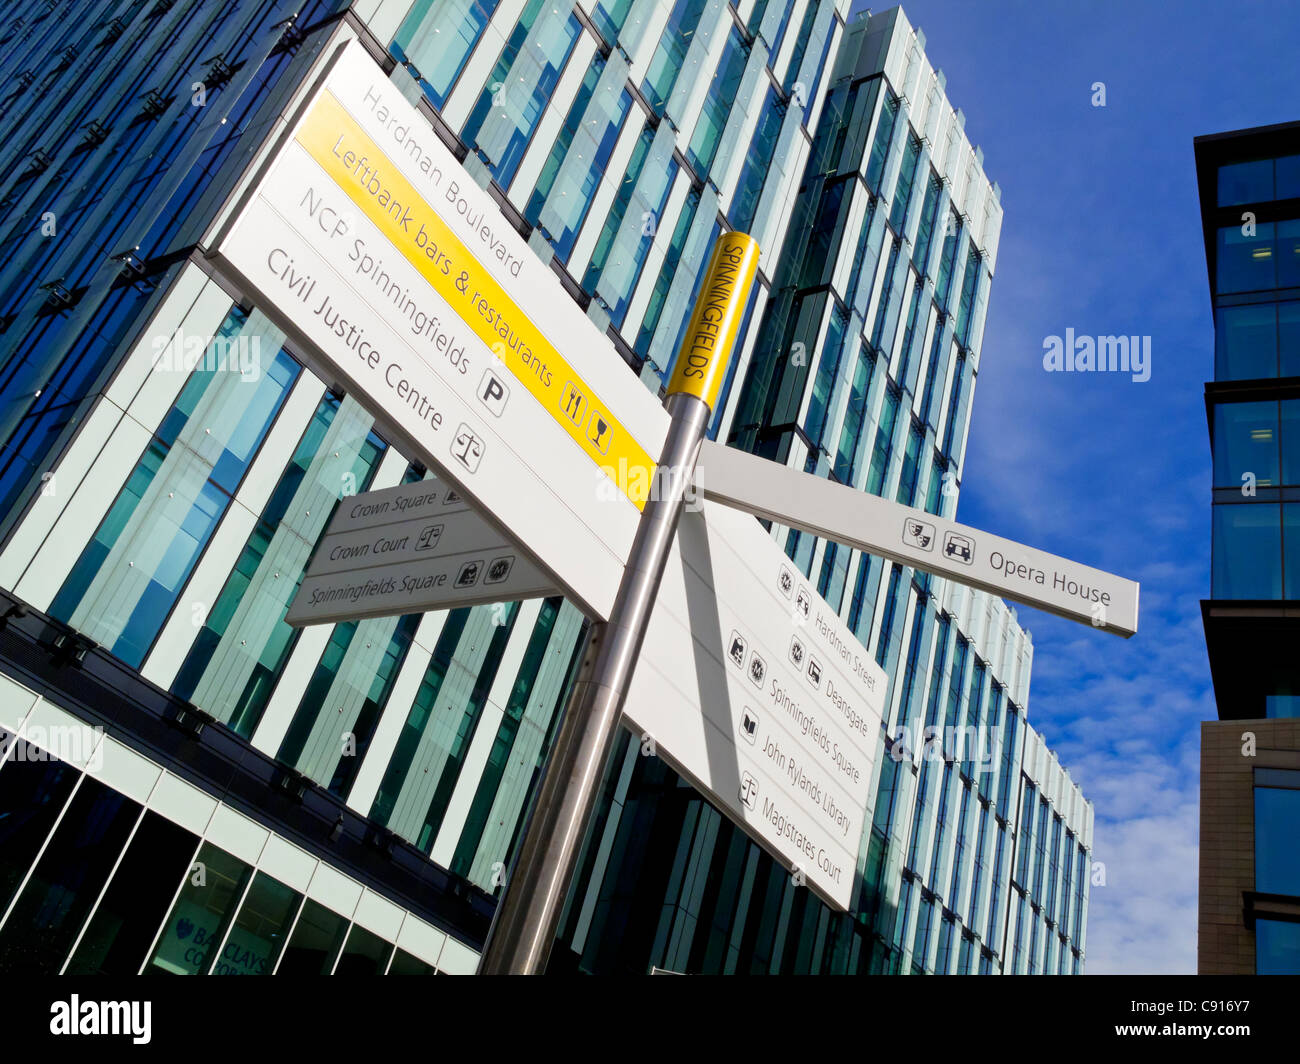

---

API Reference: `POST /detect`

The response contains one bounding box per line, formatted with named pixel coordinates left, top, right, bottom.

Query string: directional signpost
left=626, top=501, right=887, bottom=910
left=695, top=441, right=1141, bottom=637
left=286, top=477, right=556, bottom=627
left=210, top=39, right=1142, bottom=976
left=212, top=40, right=668, bottom=625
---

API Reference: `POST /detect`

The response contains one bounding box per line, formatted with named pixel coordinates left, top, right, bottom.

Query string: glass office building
left=1195, top=122, right=1300, bottom=974
left=0, top=0, right=1091, bottom=974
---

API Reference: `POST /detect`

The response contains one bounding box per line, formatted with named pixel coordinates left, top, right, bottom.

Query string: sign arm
left=694, top=440, right=1140, bottom=638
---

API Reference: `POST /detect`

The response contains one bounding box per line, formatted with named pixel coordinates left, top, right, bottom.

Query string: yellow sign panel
left=295, top=90, right=654, bottom=508
left=666, top=231, right=760, bottom=411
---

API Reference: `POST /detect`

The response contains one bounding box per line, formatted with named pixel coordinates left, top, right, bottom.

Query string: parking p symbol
left=479, top=370, right=509, bottom=417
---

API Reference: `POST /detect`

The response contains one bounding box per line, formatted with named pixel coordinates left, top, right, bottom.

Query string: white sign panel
left=286, top=479, right=557, bottom=627
left=697, top=440, right=1141, bottom=637
left=623, top=502, right=886, bottom=911
left=212, top=40, right=668, bottom=623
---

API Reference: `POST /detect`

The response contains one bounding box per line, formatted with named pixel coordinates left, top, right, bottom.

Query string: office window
left=1016, top=782, right=1036, bottom=884
left=392, top=0, right=500, bottom=110
left=449, top=599, right=576, bottom=875
left=865, top=388, right=900, bottom=497
left=731, top=89, right=786, bottom=234
left=642, top=0, right=711, bottom=114
left=66, top=811, right=199, bottom=975
left=591, top=0, right=633, bottom=44
left=1217, top=222, right=1277, bottom=293
left=1257, top=919, right=1300, bottom=975
left=935, top=917, right=956, bottom=974
left=1213, top=400, right=1280, bottom=487
left=1217, top=158, right=1275, bottom=206
left=954, top=247, right=982, bottom=346
left=276, top=899, right=350, bottom=975
left=847, top=553, right=878, bottom=641
left=1282, top=220, right=1300, bottom=289
left=865, top=91, right=899, bottom=193
left=147, top=843, right=253, bottom=975
left=0, top=743, right=79, bottom=917
left=896, top=598, right=929, bottom=728
left=889, top=136, right=921, bottom=233
left=584, top=127, right=679, bottom=325
left=913, top=174, right=942, bottom=274
left=804, top=308, right=848, bottom=448
left=1255, top=770, right=1300, bottom=896
left=912, top=895, right=934, bottom=972
left=943, top=637, right=970, bottom=731
left=996, top=706, right=1019, bottom=820
left=526, top=61, right=633, bottom=262
left=896, top=422, right=923, bottom=506
left=1213, top=503, right=1282, bottom=598
left=0, top=776, right=140, bottom=974
left=277, top=613, right=423, bottom=797
left=1278, top=155, right=1300, bottom=199
left=874, top=564, right=903, bottom=668
left=389, top=949, right=437, bottom=975
left=461, top=0, right=582, bottom=188
left=336, top=924, right=396, bottom=975
left=925, top=454, right=947, bottom=516
left=1215, top=302, right=1281, bottom=379
left=833, top=349, right=872, bottom=483
left=634, top=189, right=701, bottom=361
left=986, top=826, right=1008, bottom=943
left=936, top=212, right=962, bottom=307
left=686, top=27, right=748, bottom=176
left=869, top=240, right=901, bottom=350
left=48, top=311, right=299, bottom=668
left=170, top=395, right=386, bottom=738
left=216, top=872, right=302, bottom=976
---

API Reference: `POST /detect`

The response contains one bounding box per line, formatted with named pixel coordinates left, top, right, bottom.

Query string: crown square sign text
left=211, top=40, right=669, bottom=623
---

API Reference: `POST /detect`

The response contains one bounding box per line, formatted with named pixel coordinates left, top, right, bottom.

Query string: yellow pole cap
left=666, top=231, right=760, bottom=412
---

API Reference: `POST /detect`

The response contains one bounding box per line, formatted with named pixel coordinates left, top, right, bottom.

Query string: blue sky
left=843, top=0, right=1300, bottom=972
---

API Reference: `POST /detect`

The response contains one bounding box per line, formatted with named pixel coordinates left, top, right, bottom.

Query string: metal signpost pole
left=478, top=232, right=760, bottom=975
